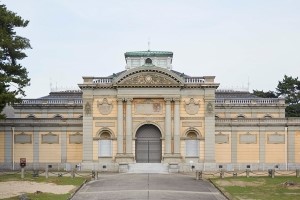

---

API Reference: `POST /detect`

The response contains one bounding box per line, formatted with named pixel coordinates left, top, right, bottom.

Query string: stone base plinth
left=115, top=153, right=135, bottom=163
left=163, top=154, right=182, bottom=163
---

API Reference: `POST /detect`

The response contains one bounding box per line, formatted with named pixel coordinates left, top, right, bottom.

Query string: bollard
left=71, top=169, right=75, bottom=178
left=296, top=169, right=300, bottom=178
left=92, top=170, right=95, bottom=180
left=196, top=171, right=199, bottom=180
left=21, top=168, right=25, bottom=179
left=271, top=169, right=275, bottom=178
left=220, top=170, right=224, bottom=179
left=199, top=171, right=203, bottom=179
left=233, top=172, right=237, bottom=178
left=45, top=165, right=49, bottom=179
left=95, top=171, right=98, bottom=180
left=246, top=169, right=250, bottom=178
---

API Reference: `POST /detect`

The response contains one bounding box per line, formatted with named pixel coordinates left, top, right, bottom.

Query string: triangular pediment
left=114, top=67, right=184, bottom=87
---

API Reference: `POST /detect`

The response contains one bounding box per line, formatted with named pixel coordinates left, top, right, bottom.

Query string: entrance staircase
left=128, top=163, right=169, bottom=173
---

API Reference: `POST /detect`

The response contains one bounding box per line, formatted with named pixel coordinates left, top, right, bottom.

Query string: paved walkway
left=72, top=173, right=227, bottom=200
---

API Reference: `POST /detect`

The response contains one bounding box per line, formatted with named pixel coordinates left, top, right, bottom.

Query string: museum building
left=0, top=50, right=300, bottom=172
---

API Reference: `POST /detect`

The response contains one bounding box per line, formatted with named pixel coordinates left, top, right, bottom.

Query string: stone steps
left=128, top=163, right=169, bottom=173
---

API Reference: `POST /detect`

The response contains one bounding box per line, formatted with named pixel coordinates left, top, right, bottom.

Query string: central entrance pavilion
left=136, top=124, right=162, bottom=163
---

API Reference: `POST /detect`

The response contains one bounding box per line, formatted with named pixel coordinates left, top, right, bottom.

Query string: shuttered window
left=98, top=140, right=112, bottom=157
left=185, top=140, right=199, bottom=157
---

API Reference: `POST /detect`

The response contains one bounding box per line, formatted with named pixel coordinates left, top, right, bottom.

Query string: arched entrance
left=135, top=124, right=162, bottom=163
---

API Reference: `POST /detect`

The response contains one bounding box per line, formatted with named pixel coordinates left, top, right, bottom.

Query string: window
left=145, top=58, right=152, bottom=64
left=237, top=114, right=245, bottom=119
left=53, top=114, right=63, bottom=119
left=185, top=131, right=199, bottom=157
left=98, top=131, right=112, bottom=157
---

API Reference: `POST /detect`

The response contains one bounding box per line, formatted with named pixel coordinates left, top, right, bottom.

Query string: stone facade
left=0, top=51, right=299, bottom=172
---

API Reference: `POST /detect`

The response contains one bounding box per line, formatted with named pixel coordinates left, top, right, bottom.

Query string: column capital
left=125, top=98, right=133, bottom=103
left=173, top=98, right=180, bottom=103
left=117, top=98, right=124, bottom=103
left=164, top=98, right=172, bottom=103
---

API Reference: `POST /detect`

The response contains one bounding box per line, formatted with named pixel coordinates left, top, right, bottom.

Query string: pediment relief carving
left=118, top=72, right=181, bottom=86
left=184, top=98, right=200, bottom=115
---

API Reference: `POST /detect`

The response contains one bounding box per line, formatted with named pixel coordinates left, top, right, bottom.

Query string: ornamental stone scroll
left=184, top=98, right=200, bottom=115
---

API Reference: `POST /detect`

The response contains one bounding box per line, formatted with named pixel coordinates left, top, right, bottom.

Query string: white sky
left=2, top=0, right=300, bottom=98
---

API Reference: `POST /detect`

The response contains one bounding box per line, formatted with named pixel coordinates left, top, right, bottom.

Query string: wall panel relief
left=135, top=99, right=162, bottom=115
left=215, top=133, right=229, bottom=144
left=184, top=98, right=200, bottom=115
left=239, top=133, right=257, bottom=144
left=97, top=98, right=113, bottom=115
left=69, top=133, right=83, bottom=144
left=42, top=132, right=59, bottom=144
left=15, top=132, right=32, bottom=144
left=268, top=133, right=285, bottom=144
left=182, top=122, right=202, bottom=127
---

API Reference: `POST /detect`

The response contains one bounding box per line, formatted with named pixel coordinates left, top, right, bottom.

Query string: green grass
left=0, top=173, right=86, bottom=186
left=211, top=176, right=300, bottom=200
left=0, top=173, right=87, bottom=200
left=2, top=193, right=70, bottom=200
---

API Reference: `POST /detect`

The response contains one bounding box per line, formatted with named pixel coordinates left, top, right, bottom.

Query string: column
left=231, top=130, right=237, bottom=164
left=259, top=127, right=265, bottom=169
left=126, top=98, right=133, bottom=154
left=173, top=98, right=180, bottom=154
left=33, top=127, right=39, bottom=168
left=164, top=98, right=172, bottom=154
left=4, top=127, right=12, bottom=167
left=117, top=98, right=124, bottom=154
left=61, top=127, right=67, bottom=163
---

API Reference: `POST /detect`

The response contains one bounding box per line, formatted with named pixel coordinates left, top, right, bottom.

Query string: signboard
left=20, top=158, right=26, bottom=167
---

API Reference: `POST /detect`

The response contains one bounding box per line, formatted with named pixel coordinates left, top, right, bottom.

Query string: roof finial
left=148, top=37, right=151, bottom=51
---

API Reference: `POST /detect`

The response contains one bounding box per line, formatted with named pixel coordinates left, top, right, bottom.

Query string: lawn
left=0, top=173, right=87, bottom=200
left=211, top=176, right=300, bottom=200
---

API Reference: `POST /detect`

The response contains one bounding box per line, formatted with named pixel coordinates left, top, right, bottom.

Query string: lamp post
left=11, top=127, right=15, bottom=170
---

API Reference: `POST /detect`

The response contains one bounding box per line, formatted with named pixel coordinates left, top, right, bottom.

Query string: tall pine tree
left=0, top=4, right=31, bottom=118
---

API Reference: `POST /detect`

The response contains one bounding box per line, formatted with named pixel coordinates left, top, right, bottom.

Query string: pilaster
left=82, top=99, right=93, bottom=162
left=164, top=98, right=172, bottom=154
left=125, top=98, right=133, bottom=155
left=117, top=98, right=124, bottom=154
left=173, top=98, right=180, bottom=154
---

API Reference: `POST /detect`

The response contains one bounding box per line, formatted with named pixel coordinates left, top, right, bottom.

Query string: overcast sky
left=2, top=0, right=300, bottom=98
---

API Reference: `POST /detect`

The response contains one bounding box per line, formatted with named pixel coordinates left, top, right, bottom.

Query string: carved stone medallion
left=97, top=98, right=113, bottom=115
left=184, top=98, right=200, bottom=115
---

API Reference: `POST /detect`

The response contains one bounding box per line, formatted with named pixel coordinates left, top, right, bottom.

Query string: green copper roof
left=125, top=51, right=173, bottom=58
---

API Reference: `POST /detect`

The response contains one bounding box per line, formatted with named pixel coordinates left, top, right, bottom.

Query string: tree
left=276, top=75, right=300, bottom=117
left=276, top=75, right=300, bottom=104
left=0, top=4, right=31, bottom=118
left=253, top=90, right=277, bottom=98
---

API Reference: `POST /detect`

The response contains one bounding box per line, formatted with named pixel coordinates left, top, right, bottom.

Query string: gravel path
left=0, top=181, right=75, bottom=199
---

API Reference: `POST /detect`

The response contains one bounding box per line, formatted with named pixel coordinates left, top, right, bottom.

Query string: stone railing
left=215, top=98, right=285, bottom=105
left=20, top=99, right=83, bottom=105
left=216, top=118, right=300, bottom=125
left=0, top=118, right=83, bottom=125
left=93, top=78, right=113, bottom=84
left=184, top=77, right=205, bottom=83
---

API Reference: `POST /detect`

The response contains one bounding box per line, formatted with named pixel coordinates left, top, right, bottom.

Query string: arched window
left=237, top=114, right=245, bottom=119
left=185, top=130, right=199, bottom=157
left=264, top=114, right=272, bottom=119
left=27, top=114, right=36, bottom=119
left=53, top=114, right=63, bottom=119
left=98, top=130, right=112, bottom=157
left=145, top=58, right=152, bottom=64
